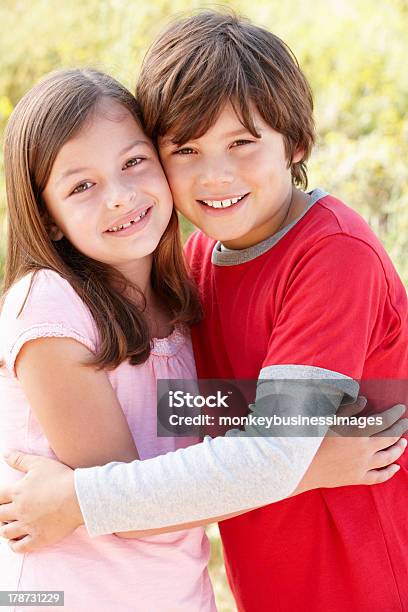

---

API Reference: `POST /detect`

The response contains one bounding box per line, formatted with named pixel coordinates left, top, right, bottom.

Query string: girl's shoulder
left=2, top=268, right=88, bottom=316
left=0, top=269, right=98, bottom=375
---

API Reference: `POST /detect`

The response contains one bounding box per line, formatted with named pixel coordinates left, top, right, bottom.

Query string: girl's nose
left=105, top=186, right=135, bottom=210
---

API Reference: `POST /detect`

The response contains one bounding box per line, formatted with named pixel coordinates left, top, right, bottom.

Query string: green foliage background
left=0, top=1, right=407, bottom=609
left=1, top=0, right=408, bottom=286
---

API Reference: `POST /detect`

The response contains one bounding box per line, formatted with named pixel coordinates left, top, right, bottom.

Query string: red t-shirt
left=185, top=191, right=408, bottom=612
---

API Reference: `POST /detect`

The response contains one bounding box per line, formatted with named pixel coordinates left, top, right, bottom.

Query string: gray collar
left=212, top=188, right=328, bottom=266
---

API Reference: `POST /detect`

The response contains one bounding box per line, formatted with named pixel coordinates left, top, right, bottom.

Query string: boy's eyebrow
left=160, top=127, right=262, bottom=147
left=222, top=126, right=262, bottom=138
left=56, top=139, right=152, bottom=185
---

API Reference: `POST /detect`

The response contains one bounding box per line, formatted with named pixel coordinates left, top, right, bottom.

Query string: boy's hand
left=295, top=401, right=408, bottom=494
left=1, top=402, right=406, bottom=552
left=0, top=452, right=82, bottom=553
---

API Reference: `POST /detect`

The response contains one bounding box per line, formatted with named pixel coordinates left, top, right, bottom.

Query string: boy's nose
left=199, top=163, right=234, bottom=187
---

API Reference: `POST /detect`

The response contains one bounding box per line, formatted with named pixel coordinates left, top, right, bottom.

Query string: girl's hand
left=294, top=401, right=408, bottom=494
left=0, top=452, right=82, bottom=553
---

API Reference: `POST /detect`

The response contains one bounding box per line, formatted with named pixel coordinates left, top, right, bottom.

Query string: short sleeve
left=0, top=270, right=98, bottom=377
left=262, top=234, right=388, bottom=382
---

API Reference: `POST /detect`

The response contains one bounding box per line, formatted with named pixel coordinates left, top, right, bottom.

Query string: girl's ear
left=49, top=223, right=64, bottom=242
left=42, top=212, right=64, bottom=241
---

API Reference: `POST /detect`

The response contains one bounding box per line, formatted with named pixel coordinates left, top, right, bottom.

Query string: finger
left=0, top=486, right=13, bottom=504
left=372, top=418, right=408, bottom=439
left=368, top=404, right=406, bottom=435
left=2, top=450, right=40, bottom=473
left=372, top=435, right=405, bottom=451
left=362, top=463, right=401, bottom=486
left=0, top=502, right=18, bottom=523
left=372, top=438, right=407, bottom=469
left=8, top=534, right=36, bottom=554
left=0, top=520, right=29, bottom=541
left=336, top=396, right=367, bottom=418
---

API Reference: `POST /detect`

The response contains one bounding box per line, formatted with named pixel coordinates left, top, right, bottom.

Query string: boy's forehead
left=159, top=102, right=263, bottom=146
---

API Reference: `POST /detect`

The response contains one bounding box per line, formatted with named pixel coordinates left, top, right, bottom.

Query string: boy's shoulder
left=309, top=192, right=376, bottom=242
left=302, top=192, right=397, bottom=273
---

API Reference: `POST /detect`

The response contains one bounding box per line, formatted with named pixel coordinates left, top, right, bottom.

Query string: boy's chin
left=198, top=226, right=245, bottom=244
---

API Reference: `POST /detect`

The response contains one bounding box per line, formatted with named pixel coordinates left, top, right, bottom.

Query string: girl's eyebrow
left=56, top=166, right=91, bottom=186
left=119, top=139, right=153, bottom=155
left=56, top=139, right=153, bottom=185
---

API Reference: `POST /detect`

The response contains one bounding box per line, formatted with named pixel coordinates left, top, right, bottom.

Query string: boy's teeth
left=107, top=209, right=148, bottom=232
left=201, top=195, right=245, bottom=208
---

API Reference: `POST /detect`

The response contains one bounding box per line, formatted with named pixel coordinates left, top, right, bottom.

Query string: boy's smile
left=159, top=102, right=308, bottom=250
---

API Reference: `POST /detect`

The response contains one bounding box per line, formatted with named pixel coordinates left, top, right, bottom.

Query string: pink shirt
left=0, top=269, right=215, bottom=612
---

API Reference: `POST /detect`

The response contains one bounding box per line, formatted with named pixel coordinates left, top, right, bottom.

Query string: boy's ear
left=292, top=146, right=305, bottom=164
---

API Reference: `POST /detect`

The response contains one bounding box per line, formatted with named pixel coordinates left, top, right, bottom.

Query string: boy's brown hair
left=137, top=10, right=315, bottom=188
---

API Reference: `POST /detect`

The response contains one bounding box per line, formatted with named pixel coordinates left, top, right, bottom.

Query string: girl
left=0, top=68, right=216, bottom=611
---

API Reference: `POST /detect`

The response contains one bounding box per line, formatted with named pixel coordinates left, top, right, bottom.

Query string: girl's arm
left=15, top=336, right=139, bottom=469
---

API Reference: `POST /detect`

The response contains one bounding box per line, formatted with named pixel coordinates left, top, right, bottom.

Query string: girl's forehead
left=48, top=108, right=150, bottom=186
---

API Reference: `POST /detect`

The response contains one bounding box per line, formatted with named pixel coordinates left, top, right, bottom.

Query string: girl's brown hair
left=137, top=10, right=315, bottom=188
left=2, top=68, right=201, bottom=369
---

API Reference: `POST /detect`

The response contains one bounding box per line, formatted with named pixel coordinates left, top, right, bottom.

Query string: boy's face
left=158, top=103, right=303, bottom=249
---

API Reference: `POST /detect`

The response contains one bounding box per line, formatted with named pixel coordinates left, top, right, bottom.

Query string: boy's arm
left=76, top=234, right=390, bottom=535
left=1, top=234, right=406, bottom=547
left=1, top=405, right=405, bottom=548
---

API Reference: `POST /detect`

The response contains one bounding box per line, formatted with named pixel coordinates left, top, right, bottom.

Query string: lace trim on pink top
left=8, top=323, right=96, bottom=377
left=7, top=323, right=189, bottom=374
left=150, top=325, right=188, bottom=357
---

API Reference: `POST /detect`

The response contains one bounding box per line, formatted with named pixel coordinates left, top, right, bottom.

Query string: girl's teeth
left=107, top=209, right=148, bottom=232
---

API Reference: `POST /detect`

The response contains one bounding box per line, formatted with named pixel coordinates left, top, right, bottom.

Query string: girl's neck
left=115, top=254, right=153, bottom=300
left=114, top=255, right=173, bottom=340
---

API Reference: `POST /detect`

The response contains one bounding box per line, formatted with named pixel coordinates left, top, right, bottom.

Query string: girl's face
left=42, top=98, right=173, bottom=280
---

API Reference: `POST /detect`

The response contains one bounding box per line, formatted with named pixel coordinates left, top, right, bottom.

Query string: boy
left=137, top=12, right=408, bottom=611
left=1, top=10, right=408, bottom=612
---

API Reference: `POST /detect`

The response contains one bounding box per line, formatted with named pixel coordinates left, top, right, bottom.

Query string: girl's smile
left=104, top=204, right=153, bottom=236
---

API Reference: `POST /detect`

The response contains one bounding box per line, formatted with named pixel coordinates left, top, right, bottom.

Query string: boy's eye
left=231, top=139, right=253, bottom=147
left=173, top=147, right=195, bottom=155
left=123, top=157, right=144, bottom=169
left=71, top=181, right=94, bottom=195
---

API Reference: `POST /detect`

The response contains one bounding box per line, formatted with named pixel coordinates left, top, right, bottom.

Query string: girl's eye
left=123, top=157, right=144, bottom=169
left=231, top=139, right=253, bottom=147
left=71, top=181, right=93, bottom=195
left=173, top=147, right=195, bottom=155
